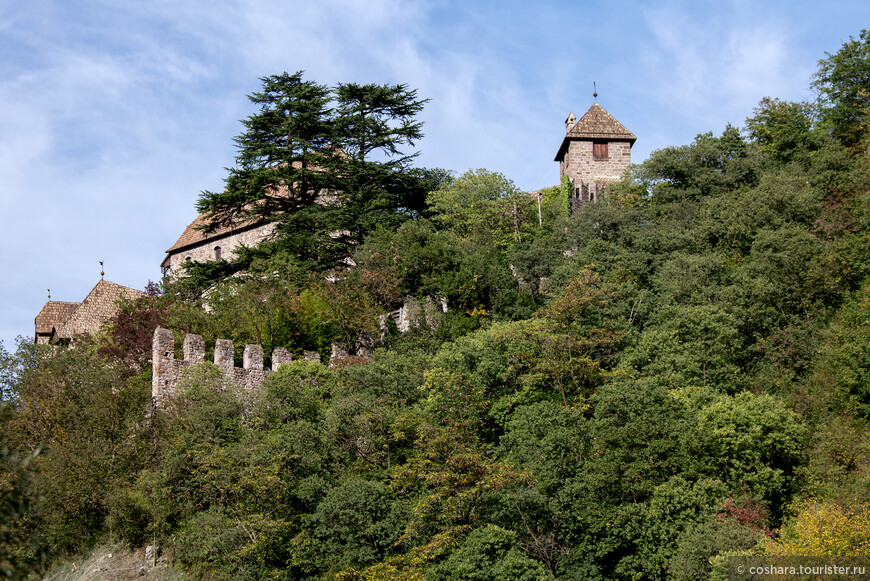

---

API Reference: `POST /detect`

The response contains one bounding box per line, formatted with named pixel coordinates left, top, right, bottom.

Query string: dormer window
left=214, top=246, right=222, bottom=261
left=593, top=142, right=609, bottom=160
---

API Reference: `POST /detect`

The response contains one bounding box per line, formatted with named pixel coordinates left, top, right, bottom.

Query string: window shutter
left=593, top=142, right=608, bottom=160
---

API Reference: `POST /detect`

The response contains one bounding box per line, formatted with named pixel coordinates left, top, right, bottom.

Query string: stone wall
left=560, top=140, right=631, bottom=207
left=390, top=296, right=446, bottom=333
left=163, top=222, right=276, bottom=278
left=152, top=296, right=433, bottom=405
left=151, top=326, right=294, bottom=407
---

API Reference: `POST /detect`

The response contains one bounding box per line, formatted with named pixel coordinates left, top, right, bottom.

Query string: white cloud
left=639, top=0, right=819, bottom=137
left=2, top=0, right=870, bottom=348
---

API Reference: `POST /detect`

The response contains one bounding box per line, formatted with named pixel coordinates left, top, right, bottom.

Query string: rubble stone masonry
left=151, top=327, right=293, bottom=407
left=162, top=222, right=276, bottom=278
left=560, top=140, right=632, bottom=188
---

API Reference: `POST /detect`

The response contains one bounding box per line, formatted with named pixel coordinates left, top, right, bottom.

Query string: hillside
left=3, top=30, right=870, bottom=581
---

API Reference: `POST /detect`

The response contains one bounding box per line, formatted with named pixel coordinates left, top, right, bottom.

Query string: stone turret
left=555, top=102, right=635, bottom=209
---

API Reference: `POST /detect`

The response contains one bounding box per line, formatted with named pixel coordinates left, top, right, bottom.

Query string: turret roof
left=555, top=103, right=636, bottom=160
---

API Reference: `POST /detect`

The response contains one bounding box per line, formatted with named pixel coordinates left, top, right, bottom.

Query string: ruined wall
left=151, top=327, right=294, bottom=407
left=152, top=297, right=433, bottom=405
left=391, top=296, right=447, bottom=333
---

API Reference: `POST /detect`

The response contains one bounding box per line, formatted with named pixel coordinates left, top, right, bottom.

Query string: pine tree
left=195, top=72, right=430, bottom=273
left=332, top=82, right=427, bottom=248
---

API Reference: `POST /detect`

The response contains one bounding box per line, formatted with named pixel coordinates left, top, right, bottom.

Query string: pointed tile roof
left=555, top=103, right=636, bottom=160
left=56, top=280, right=146, bottom=339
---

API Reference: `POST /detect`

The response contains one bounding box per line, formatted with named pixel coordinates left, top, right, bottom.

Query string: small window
left=185, top=256, right=192, bottom=262
left=214, top=246, right=222, bottom=261
left=593, top=142, right=608, bottom=160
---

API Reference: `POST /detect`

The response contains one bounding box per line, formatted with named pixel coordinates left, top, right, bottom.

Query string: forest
left=3, top=30, right=870, bottom=581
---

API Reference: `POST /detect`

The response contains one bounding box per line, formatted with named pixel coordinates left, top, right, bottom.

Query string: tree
left=331, top=82, right=428, bottom=245
left=309, top=478, right=406, bottom=572
left=764, top=500, right=870, bottom=556
left=198, top=72, right=337, bottom=267
left=620, top=303, right=746, bottom=392
left=426, top=524, right=554, bottom=581
left=5, top=341, right=152, bottom=555
left=426, top=169, right=527, bottom=248
left=812, top=29, right=870, bottom=149
left=0, top=403, right=45, bottom=580
left=745, top=97, right=820, bottom=166
left=197, top=72, right=430, bottom=272
left=690, top=392, right=806, bottom=509
left=640, top=126, right=758, bottom=205
left=98, top=282, right=170, bottom=369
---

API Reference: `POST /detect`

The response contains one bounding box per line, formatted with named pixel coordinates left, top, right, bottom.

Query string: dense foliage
left=193, top=71, right=439, bottom=277
left=4, top=30, right=870, bottom=580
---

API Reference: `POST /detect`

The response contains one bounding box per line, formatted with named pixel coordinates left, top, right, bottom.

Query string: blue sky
left=1, top=0, right=868, bottom=350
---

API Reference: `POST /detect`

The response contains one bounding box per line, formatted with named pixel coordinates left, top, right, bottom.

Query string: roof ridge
left=165, top=212, right=268, bottom=254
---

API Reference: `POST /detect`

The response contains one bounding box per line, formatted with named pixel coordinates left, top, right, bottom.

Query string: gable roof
left=166, top=157, right=329, bottom=260
left=55, top=280, right=146, bottom=339
left=555, top=103, right=636, bottom=160
left=164, top=155, right=346, bottom=266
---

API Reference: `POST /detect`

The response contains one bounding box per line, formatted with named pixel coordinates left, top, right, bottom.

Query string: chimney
left=565, top=112, right=577, bottom=132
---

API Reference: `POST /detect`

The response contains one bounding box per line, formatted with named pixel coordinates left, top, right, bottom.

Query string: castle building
left=555, top=102, right=636, bottom=208
left=34, top=279, right=146, bottom=345
left=161, top=213, right=275, bottom=278
left=162, top=157, right=338, bottom=277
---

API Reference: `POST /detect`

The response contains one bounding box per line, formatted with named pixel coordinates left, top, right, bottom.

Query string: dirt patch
left=43, top=545, right=183, bottom=581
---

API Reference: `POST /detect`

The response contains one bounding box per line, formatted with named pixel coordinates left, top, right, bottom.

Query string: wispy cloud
left=640, top=0, right=817, bottom=140
left=1, top=0, right=869, bottom=348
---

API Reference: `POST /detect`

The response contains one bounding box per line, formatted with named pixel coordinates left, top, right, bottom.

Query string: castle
left=163, top=101, right=636, bottom=272
left=151, top=326, right=310, bottom=406
left=160, top=213, right=276, bottom=279
left=37, top=102, right=635, bottom=348
left=34, top=279, right=146, bottom=345
left=555, top=102, right=635, bottom=209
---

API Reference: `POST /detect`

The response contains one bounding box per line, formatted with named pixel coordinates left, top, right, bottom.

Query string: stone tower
left=555, top=103, right=636, bottom=209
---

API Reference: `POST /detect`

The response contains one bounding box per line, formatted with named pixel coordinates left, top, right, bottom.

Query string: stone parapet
left=152, top=327, right=317, bottom=407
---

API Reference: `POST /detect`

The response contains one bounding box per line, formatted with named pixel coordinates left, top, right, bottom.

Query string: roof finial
left=100, top=261, right=104, bottom=280
left=47, top=288, right=51, bottom=301
left=593, top=81, right=598, bottom=103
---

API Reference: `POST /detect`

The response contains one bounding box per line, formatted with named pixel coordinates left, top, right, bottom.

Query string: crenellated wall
left=151, top=310, right=418, bottom=405
left=151, top=327, right=296, bottom=406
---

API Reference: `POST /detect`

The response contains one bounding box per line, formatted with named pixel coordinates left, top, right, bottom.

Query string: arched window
left=214, top=246, right=222, bottom=261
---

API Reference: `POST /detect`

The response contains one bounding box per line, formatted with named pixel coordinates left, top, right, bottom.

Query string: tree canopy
left=196, top=71, right=431, bottom=273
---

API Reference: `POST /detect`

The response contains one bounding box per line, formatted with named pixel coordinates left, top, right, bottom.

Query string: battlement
left=151, top=327, right=296, bottom=406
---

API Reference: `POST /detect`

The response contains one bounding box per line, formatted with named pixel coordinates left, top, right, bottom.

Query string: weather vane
left=47, top=288, right=51, bottom=301
left=593, top=81, right=598, bottom=103
left=100, top=261, right=104, bottom=280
